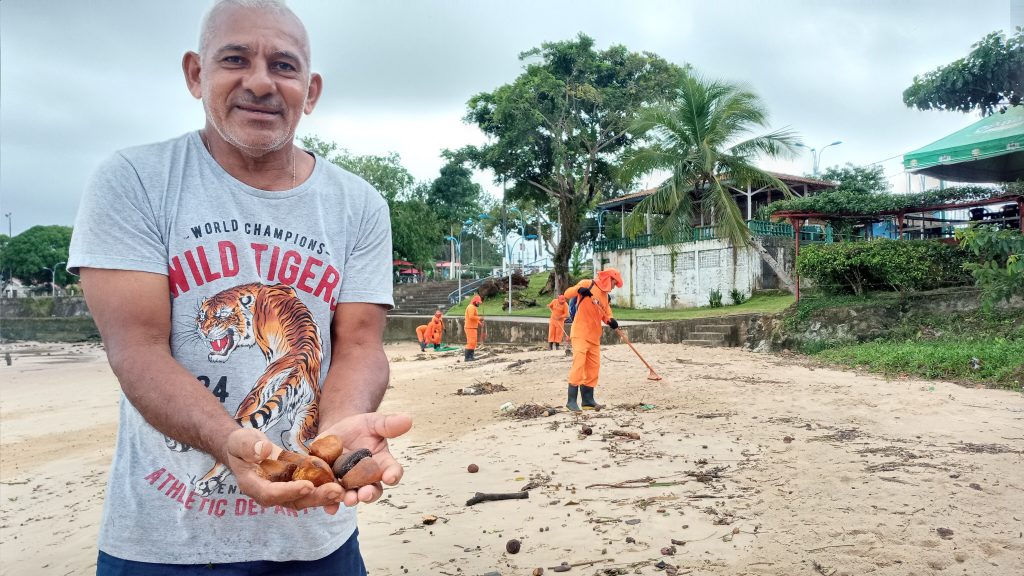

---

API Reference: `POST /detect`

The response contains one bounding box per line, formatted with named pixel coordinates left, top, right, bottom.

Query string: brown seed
left=422, top=515, right=438, bottom=525
left=291, top=455, right=335, bottom=487
left=532, top=568, right=544, bottom=576
left=309, top=435, right=343, bottom=467
left=257, top=459, right=297, bottom=482
left=340, top=457, right=383, bottom=490
left=276, top=450, right=305, bottom=466
left=467, top=464, right=479, bottom=473
left=333, top=448, right=373, bottom=479
left=783, top=436, right=794, bottom=444
left=505, top=539, right=521, bottom=554
left=581, top=426, right=593, bottom=435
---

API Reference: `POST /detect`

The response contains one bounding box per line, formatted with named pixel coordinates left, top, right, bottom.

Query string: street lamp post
left=3, top=212, right=11, bottom=237
left=42, top=261, right=65, bottom=298
left=507, top=234, right=537, bottom=312
left=445, top=235, right=462, bottom=302
left=796, top=141, right=842, bottom=177
left=596, top=209, right=610, bottom=240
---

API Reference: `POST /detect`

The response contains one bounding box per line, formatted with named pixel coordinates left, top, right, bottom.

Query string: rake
left=615, top=328, right=663, bottom=381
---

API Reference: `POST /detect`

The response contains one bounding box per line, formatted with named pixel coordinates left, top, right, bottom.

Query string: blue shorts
left=96, top=529, right=366, bottom=576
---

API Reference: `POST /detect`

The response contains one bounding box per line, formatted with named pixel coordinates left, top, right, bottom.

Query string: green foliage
left=903, top=28, right=1023, bottom=116
left=299, top=135, right=414, bottom=202
left=461, top=33, right=687, bottom=288
left=427, top=160, right=485, bottom=228
left=819, top=163, right=891, bottom=195
left=817, top=338, right=1023, bottom=389
left=957, top=225, right=1024, bottom=305
left=300, top=135, right=438, bottom=268
left=797, top=240, right=971, bottom=295
left=729, top=288, right=747, bottom=305
left=621, top=73, right=801, bottom=248
left=570, top=245, right=585, bottom=277
left=0, top=225, right=72, bottom=285
left=765, top=184, right=1014, bottom=217
left=708, top=289, right=723, bottom=308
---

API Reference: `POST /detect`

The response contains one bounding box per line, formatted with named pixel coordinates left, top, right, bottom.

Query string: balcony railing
left=592, top=220, right=858, bottom=252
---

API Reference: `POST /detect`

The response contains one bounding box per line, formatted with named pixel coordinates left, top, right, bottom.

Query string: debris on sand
left=457, top=382, right=509, bottom=395
left=502, top=403, right=560, bottom=419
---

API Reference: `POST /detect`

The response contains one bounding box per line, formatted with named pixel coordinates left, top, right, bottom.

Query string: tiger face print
left=196, top=290, right=257, bottom=362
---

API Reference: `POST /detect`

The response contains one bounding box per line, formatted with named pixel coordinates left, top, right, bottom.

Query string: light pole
left=4, top=212, right=11, bottom=237
left=796, top=141, right=842, bottom=177
left=596, top=209, right=610, bottom=240
left=507, top=234, right=537, bottom=313
left=445, top=235, right=462, bottom=302
left=42, top=261, right=65, bottom=297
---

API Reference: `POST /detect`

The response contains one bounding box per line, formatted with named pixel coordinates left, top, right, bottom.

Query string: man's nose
left=241, top=61, right=275, bottom=97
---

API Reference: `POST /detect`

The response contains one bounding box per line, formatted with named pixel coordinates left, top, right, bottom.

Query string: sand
left=1, top=340, right=1022, bottom=575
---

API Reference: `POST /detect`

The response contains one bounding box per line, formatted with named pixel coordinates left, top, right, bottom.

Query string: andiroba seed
left=291, top=455, right=335, bottom=487
left=257, top=459, right=297, bottom=482
left=309, top=435, right=343, bottom=467
left=332, top=448, right=372, bottom=479
left=340, top=457, right=382, bottom=490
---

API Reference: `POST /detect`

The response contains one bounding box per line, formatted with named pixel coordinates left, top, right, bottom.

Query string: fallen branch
left=547, top=558, right=615, bottom=570
left=465, top=491, right=529, bottom=506
left=586, top=476, right=655, bottom=489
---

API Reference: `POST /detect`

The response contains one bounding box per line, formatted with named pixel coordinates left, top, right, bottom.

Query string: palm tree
left=620, top=74, right=801, bottom=289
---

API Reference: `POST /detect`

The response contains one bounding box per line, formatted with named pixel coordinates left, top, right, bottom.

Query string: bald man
left=69, top=1, right=409, bottom=573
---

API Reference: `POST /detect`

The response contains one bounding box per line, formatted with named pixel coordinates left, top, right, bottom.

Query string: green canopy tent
left=904, top=105, right=1024, bottom=183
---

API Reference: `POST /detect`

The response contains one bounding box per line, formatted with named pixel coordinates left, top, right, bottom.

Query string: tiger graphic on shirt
left=165, top=282, right=323, bottom=497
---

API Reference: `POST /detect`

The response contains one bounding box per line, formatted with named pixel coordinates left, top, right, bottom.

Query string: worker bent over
left=464, top=294, right=484, bottom=361
left=563, top=268, right=622, bottom=411
left=547, top=294, right=569, bottom=350
left=416, top=311, right=444, bottom=351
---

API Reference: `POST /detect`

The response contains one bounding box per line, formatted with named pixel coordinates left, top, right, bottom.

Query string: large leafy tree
left=427, top=160, right=485, bottom=231
left=299, top=135, right=441, bottom=270
left=819, top=163, right=891, bottom=195
left=903, top=28, right=1023, bottom=116
left=462, top=34, right=686, bottom=292
left=0, top=225, right=72, bottom=285
left=621, top=74, right=800, bottom=287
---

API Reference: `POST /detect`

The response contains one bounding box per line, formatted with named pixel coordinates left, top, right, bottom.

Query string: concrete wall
left=598, top=238, right=794, bottom=309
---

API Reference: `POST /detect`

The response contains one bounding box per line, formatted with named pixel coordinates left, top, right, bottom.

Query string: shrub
left=797, top=240, right=970, bottom=295
left=729, top=288, right=747, bottom=305
left=956, top=226, right=1024, bottom=306
left=708, top=289, right=723, bottom=308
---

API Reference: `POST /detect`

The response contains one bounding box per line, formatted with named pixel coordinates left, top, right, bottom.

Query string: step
left=681, top=339, right=717, bottom=347
left=689, top=332, right=727, bottom=340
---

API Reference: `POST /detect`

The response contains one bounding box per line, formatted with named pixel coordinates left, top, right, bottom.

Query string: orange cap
left=557, top=294, right=566, bottom=302
left=471, top=295, right=483, bottom=305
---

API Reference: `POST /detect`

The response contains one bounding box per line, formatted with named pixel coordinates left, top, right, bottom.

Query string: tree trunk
left=750, top=237, right=796, bottom=293
left=552, top=195, right=581, bottom=295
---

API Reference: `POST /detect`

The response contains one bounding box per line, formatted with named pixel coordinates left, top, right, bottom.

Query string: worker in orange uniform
left=464, top=294, right=484, bottom=361
left=547, top=294, right=569, bottom=350
left=563, top=268, right=622, bottom=411
left=416, top=311, right=444, bottom=352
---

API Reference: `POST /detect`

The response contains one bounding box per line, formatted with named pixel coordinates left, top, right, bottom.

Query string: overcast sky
left=0, top=0, right=1018, bottom=235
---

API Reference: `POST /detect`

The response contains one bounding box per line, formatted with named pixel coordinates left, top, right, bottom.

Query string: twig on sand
left=465, top=491, right=529, bottom=506
left=547, top=558, right=615, bottom=570
left=805, top=544, right=857, bottom=553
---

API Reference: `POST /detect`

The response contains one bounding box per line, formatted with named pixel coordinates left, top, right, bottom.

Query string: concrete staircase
left=391, top=281, right=461, bottom=315
left=681, top=320, right=743, bottom=347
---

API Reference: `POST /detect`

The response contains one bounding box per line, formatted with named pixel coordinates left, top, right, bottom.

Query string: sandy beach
left=1, top=339, right=1022, bottom=576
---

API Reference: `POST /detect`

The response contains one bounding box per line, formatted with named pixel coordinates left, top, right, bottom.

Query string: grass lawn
left=815, top=339, right=1023, bottom=390
left=446, top=273, right=794, bottom=320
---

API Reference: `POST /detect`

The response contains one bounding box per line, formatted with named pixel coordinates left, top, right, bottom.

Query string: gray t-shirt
left=68, top=131, right=393, bottom=564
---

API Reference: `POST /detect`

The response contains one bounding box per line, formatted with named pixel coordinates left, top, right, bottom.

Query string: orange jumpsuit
left=464, top=300, right=483, bottom=350
left=564, top=279, right=615, bottom=388
left=416, top=314, right=444, bottom=346
left=547, top=298, right=569, bottom=343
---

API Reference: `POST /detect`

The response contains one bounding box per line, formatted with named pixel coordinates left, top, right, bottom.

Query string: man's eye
left=222, top=56, right=244, bottom=65
left=274, top=62, right=297, bottom=72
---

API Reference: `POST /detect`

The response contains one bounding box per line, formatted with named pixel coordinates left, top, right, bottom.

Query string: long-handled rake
left=615, top=328, right=663, bottom=381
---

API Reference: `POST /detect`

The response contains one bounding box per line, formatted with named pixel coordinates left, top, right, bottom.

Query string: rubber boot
left=554, top=343, right=560, bottom=350
left=433, top=344, right=441, bottom=351
left=464, top=349, right=471, bottom=361
left=548, top=342, right=554, bottom=351
left=580, top=385, right=602, bottom=411
left=419, top=341, right=426, bottom=352
left=566, top=385, right=581, bottom=412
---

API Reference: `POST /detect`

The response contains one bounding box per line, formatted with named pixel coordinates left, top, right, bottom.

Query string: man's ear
left=304, top=73, right=323, bottom=115
left=183, top=51, right=203, bottom=100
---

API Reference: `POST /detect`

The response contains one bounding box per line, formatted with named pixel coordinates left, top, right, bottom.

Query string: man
left=463, top=294, right=484, bottom=361
left=546, top=294, right=569, bottom=350
left=563, top=268, right=622, bottom=411
left=415, top=310, right=444, bottom=351
left=67, top=1, right=411, bottom=573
